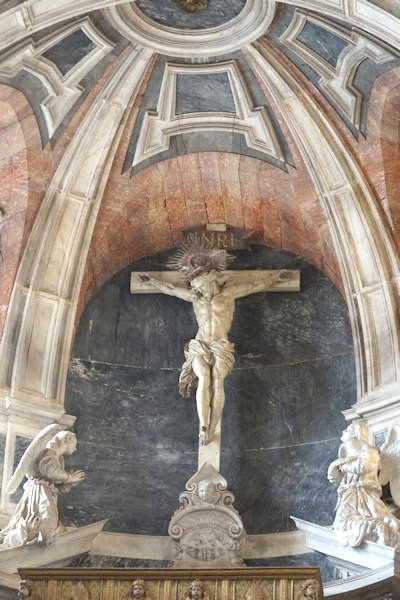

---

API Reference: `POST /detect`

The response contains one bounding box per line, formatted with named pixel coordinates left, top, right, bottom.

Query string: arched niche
left=64, top=244, right=356, bottom=541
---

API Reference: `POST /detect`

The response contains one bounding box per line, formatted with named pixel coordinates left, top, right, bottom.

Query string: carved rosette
left=168, top=462, right=245, bottom=567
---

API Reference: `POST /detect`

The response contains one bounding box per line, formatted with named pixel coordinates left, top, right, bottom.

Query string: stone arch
left=379, top=73, right=400, bottom=253
left=0, top=96, right=28, bottom=338
left=245, top=41, right=400, bottom=419
left=0, top=46, right=153, bottom=416
left=0, top=84, right=48, bottom=338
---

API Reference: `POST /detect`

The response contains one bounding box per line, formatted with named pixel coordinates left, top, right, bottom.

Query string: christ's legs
left=192, top=355, right=212, bottom=444
left=207, top=357, right=230, bottom=443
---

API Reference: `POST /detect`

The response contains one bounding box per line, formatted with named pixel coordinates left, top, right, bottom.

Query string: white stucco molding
left=0, top=0, right=129, bottom=52
left=104, top=1, right=276, bottom=58
left=280, top=10, right=397, bottom=129
left=293, top=517, right=398, bottom=597
left=279, top=1, right=400, bottom=51
left=0, top=19, right=114, bottom=138
left=244, top=41, right=400, bottom=417
left=1, top=1, right=399, bottom=60
left=132, top=61, right=284, bottom=168
left=0, top=45, right=154, bottom=410
left=0, top=520, right=107, bottom=574
left=292, top=517, right=395, bottom=571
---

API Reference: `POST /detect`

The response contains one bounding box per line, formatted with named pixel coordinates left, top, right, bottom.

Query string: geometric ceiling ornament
left=132, top=60, right=285, bottom=168
left=172, top=0, right=210, bottom=14
left=0, top=18, right=113, bottom=138
left=137, top=0, right=244, bottom=27
left=105, top=0, right=276, bottom=58
left=281, top=10, right=397, bottom=130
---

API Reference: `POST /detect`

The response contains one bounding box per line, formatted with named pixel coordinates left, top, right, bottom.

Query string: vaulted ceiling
left=0, top=5, right=400, bottom=597
left=0, top=0, right=400, bottom=421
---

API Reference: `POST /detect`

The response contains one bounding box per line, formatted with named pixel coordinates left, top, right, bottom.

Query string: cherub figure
left=197, top=480, right=219, bottom=504
left=328, top=423, right=400, bottom=547
left=0, top=424, right=85, bottom=548
left=184, top=580, right=208, bottom=600
left=129, top=579, right=149, bottom=600
left=295, top=579, right=320, bottom=600
left=18, top=580, right=37, bottom=600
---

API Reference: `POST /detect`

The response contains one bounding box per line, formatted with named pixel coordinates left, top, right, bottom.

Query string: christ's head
left=190, top=270, right=225, bottom=300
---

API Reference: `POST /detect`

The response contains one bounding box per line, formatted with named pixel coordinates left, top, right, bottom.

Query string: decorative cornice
left=104, top=1, right=276, bottom=58
left=132, top=60, right=284, bottom=168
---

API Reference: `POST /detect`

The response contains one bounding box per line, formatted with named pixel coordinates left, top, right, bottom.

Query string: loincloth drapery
left=178, top=338, right=235, bottom=398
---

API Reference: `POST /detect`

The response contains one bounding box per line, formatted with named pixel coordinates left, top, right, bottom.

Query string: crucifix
left=130, top=236, right=300, bottom=471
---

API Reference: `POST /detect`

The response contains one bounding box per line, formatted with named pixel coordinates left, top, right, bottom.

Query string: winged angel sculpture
left=328, top=422, right=400, bottom=548
left=0, top=424, right=84, bottom=548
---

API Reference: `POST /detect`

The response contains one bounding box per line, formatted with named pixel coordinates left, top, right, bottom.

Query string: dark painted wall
left=63, top=245, right=356, bottom=541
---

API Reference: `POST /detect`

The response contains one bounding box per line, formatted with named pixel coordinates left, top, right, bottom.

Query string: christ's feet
left=199, top=426, right=212, bottom=445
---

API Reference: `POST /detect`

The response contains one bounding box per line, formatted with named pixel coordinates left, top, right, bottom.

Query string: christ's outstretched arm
left=229, top=269, right=292, bottom=299
left=139, top=274, right=193, bottom=302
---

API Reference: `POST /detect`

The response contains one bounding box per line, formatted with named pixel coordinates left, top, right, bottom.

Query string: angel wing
left=379, top=424, right=400, bottom=506
left=6, top=423, right=63, bottom=494
left=338, top=443, right=347, bottom=460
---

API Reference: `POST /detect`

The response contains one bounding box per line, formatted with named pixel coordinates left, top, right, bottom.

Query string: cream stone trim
left=132, top=61, right=284, bottom=168
left=0, top=521, right=107, bottom=574
left=91, top=530, right=309, bottom=560
left=293, top=517, right=397, bottom=596
left=244, top=41, right=400, bottom=419
left=293, top=517, right=395, bottom=571
left=0, top=44, right=154, bottom=517
left=1, top=1, right=400, bottom=60
left=104, top=1, right=276, bottom=58
left=279, top=1, right=400, bottom=49
left=280, top=11, right=396, bottom=129
left=0, top=19, right=114, bottom=138
left=0, top=0, right=128, bottom=52
left=0, top=46, right=154, bottom=412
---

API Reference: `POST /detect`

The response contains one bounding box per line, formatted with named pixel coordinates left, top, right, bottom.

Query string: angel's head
left=296, top=579, right=320, bottom=599
left=190, top=270, right=226, bottom=300
left=341, top=423, right=370, bottom=451
left=130, top=579, right=147, bottom=600
left=18, top=579, right=36, bottom=599
left=46, top=431, right=77, bottom=455
left=186, top=580, right=205, bottom=600
left=197, top=480, right=218, bottom=503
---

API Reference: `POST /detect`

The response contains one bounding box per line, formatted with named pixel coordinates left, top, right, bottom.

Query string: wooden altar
left=18, top=567, right=324, bottom=599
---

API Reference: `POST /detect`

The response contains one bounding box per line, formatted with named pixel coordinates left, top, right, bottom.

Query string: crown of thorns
left=167, top=236, right=233, bottom=281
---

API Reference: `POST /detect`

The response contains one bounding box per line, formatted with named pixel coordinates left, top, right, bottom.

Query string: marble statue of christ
left=138, top=264, right=294, bottom=445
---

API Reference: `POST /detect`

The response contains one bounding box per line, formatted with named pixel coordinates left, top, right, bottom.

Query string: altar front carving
left=18, top=568, right=324, bottom=600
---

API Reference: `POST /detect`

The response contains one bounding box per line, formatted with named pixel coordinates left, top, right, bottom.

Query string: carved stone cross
left=131, top=268, right=300, bottom=471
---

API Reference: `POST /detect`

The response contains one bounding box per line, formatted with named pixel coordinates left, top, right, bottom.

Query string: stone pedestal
left=168, top=462, right=245, bottom=568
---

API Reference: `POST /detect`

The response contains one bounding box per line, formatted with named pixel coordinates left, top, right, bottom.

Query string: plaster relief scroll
left=168, top=462, right=246, bottom=568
